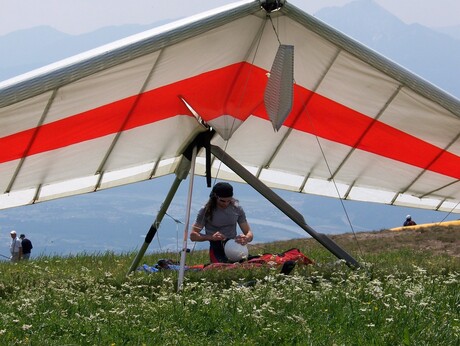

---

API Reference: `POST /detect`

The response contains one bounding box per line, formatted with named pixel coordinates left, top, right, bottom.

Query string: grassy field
left=0, top=225, right=459, bottom=345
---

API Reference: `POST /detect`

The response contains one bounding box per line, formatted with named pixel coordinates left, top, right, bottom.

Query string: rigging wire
left=165, top=211, right=184, bottom=225
left=437, top=200, right=460, bottom=223
left=164, top=211, right=196, bottom=257
left=152, top=210, right=184, bottom=260
left=164, top=211, right=188, bottom=262
left=268, top=15, right=282, bottom=45
left=311, top=132, right=365, bottom=260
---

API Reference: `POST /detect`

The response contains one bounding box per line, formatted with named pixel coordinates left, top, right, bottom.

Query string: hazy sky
left=1, top=0, right=459, bottom=36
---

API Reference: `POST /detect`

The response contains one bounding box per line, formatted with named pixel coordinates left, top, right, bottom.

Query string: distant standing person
left=20, top=234, right=33, bottom=260
left=9, top=230, right=22, bottom=262
left=403, top=215, right=416, bottom=226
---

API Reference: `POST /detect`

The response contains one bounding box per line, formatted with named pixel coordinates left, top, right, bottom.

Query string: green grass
left=0, top=227, right=459, bottom=345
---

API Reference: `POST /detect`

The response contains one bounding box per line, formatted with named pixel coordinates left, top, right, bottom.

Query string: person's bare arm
left=235, top=222, right=253, bottom=245
left=189, top=223, right=226, bottom=242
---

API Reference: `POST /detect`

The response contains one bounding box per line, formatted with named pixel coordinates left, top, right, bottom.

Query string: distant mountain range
left=0, top=22, right=166, bottom=83
left=1, top=0, right=459, bottom=257
left=434, top=24, right=460, bottom=41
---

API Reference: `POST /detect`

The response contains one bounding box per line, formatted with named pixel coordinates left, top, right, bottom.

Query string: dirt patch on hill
left=329, top=224, right=460, bottom=258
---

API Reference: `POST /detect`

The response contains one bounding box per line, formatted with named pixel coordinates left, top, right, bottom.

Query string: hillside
left=249, top=224, right=460, bottom=265
left=329, top=225, right=460, bottom=258
left=0, top=224, right=458, bottom=345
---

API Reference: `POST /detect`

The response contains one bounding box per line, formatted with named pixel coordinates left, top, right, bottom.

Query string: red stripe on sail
left=1, top=62, right=459, bottom=180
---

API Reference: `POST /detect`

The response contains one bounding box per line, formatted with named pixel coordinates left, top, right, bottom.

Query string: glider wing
left=1, top=0, right=459, bottom=212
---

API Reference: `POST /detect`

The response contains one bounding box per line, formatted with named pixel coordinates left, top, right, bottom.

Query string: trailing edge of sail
left=0, top=0, right=459, bottom=213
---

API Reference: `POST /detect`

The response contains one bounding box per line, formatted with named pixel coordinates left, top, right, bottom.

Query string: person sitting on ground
left=20, top=234, right=33, bottom=260
left=403, top=215, right=416, bottom=226
left=190, top=182, right=253, bottom=263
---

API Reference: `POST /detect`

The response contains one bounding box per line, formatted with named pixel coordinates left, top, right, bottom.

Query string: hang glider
left=1, top=0, right=460, bottom=215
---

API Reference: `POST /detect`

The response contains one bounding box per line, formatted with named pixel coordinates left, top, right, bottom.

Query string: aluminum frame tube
left=177, top=146, right=197, bottom=291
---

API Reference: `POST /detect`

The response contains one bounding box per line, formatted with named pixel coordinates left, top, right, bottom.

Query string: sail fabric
left=1, top=0, right=459, bottom=212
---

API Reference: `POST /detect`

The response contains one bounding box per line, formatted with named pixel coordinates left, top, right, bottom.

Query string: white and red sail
left=1, top=0, right=459, bottom=212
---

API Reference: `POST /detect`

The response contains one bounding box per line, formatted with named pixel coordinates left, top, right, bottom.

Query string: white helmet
left=224, top=239, right=248, bottom=262
left=406, top=215, right=411, bottom=219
